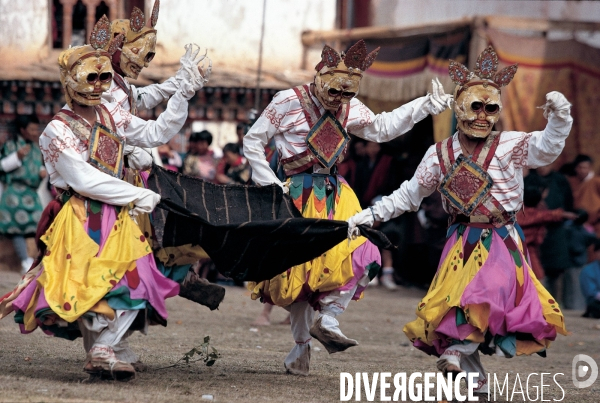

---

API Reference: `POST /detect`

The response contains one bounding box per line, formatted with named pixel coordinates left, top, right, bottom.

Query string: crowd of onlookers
left=159, top=123, right=252, bottom=187
left=520, top=155, right=600, bottom=317
left=2, top=114, right=600, bottom=319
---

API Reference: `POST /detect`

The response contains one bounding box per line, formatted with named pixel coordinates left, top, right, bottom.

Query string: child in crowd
left=216, top=143, right=251, bottom=185
left=183, top=130, right=217, bottom=181
left=157, top=143, right=182, bottom=172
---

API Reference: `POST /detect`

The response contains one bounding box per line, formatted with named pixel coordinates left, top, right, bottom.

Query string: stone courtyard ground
left=1, top=270, right=599, bottom=403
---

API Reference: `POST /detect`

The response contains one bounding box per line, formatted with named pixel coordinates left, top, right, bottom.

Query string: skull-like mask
left=59, top=15, right=116, bottom=110
left=314, top=61, right=362, bottom=112
left=448, top=46, right=518, bottom=139
left=119, top=31, right=156, bottom=79
left=453, top=83, right=502, bottom=139
left=312, top=41, right=380, bottom=113
left=106, top=2, right=159, bottom=80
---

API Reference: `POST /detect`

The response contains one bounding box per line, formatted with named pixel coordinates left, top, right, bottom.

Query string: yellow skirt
left=248, top=175, right=369, bottom=307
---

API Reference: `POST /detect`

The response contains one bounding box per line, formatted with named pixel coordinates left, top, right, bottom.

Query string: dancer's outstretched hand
left=176, top=44, right=211, bottom=95
left=347, top=208, right=375, bottom=242
left=428, top=78, right=453, bottom=115
left=542, top=91, right=571, bottom=121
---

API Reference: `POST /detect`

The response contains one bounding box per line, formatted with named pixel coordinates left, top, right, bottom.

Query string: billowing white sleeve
left=115, top=89, right=189, bottom=148
left=41, top=122, right=156, bottom=206
left=370, top=146, right=440, bottom=222
left=0, top=152, right=22, bottom=173
left=525, top=111, right=573, bottom=168
left=243, top=95, right=290, bottom=187
left=131, top=77, right=179, bottom=111
left=348, top=96, right=437, bottom=143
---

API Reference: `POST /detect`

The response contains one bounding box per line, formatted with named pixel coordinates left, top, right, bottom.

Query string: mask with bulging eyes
left=447, top=46, right=518, bottom=139
left=59, top=46, right=114, bottom=109
left=453, top=84, right=502, bottom=139
left=105, top=2, right=159, bottom=79
left=314, top=61, right=361, bottom=112
left=312, top=40, right=380, bottom=113
left=120, top=32, right=156, bottom=79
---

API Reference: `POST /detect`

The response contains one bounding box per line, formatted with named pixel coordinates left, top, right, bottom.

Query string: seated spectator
left=533, top=164, right=574, bottom=299
left=517, top=175, right=576, bottom=279
left=216, top=143, right=251, bottom=185
left=564, top=209, right=597, bottom=310
left=580, top=239, right=600, bottom=318
left=183, top=130, right=217, bottom=181
left=570, top=154, right=600, bottom=236
left=157, top=143, right=182, bottom=172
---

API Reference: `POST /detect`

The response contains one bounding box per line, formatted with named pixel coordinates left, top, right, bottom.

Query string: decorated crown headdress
left=315, top=40, right=380, bottom=76
left=93, top=15, right=124, bottom=56
left=130, top=0, right=160, bottom=33
left=448, top=46, right=518, bottom=94
left=106, top=0, right=159, bottom=47
left=60, top=16, right=122, bottom=72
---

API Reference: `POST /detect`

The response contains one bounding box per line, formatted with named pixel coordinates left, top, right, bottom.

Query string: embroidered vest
left=53, top=105, right=125, bottom=178
left=436, top=132, right=513, bottom=227
left=281, top=85, right=350, bottom=176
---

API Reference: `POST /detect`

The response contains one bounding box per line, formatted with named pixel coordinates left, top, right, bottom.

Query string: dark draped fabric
left=147, top=165, right=392, bottom=282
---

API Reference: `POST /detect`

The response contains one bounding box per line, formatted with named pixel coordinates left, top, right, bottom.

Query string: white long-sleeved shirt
left=102, top=74, right=181, bottom=169
left=371, top=112, right=573, bottom=222
left=102, top=74, right=179, bottom=112
left=243, top=86, right=439, bottom=187
left=39, top=95, right=188, bottom=207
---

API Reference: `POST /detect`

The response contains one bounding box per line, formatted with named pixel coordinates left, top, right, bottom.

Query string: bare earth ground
left=1, top=270, right=599, bottom=403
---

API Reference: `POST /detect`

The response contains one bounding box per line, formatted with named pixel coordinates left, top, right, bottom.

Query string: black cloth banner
left=147, top=165, right=392, bottom=282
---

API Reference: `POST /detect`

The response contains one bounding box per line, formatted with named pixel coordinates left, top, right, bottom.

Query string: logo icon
left=572, top=354, right=598, bottom=388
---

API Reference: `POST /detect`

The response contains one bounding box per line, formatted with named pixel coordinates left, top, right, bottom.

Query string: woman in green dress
left=0, top=114, right=45, bottom=273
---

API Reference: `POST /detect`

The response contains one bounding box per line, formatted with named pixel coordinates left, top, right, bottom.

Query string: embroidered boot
left=178, top=271, right=226, bottom=311
left=84, top=344, right=136, bottom=381
left=309, top=314, right=358, bottom=354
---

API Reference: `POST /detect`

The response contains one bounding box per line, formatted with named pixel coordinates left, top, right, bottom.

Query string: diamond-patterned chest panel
left=89, top=122, right=124, bottom=178
left=305, top=111, right=350, bottom=169
left=438, top=154, right=494, bottom=216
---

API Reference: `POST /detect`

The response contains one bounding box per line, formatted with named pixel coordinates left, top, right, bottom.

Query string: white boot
left=284, top=342, right=311, bottom=376
left=21, top=257, right=34, bottom=275
left=380, top=267, right=398, bottom=290
left=84, top=344, right=136, bottom=381
left=285, top=301, right=314, bottom=375
left=436, top=350, right=463, bottom=376
left=113, top=336, right=148, bottom=372
left=309, top=314, right=358, bottom=354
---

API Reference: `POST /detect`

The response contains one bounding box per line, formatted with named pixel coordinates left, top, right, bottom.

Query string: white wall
left=0, top=0, right=49, bottom=66
left=372, top=0, right=600, bottom=26
left=149, top=0, right=336, bottom=70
